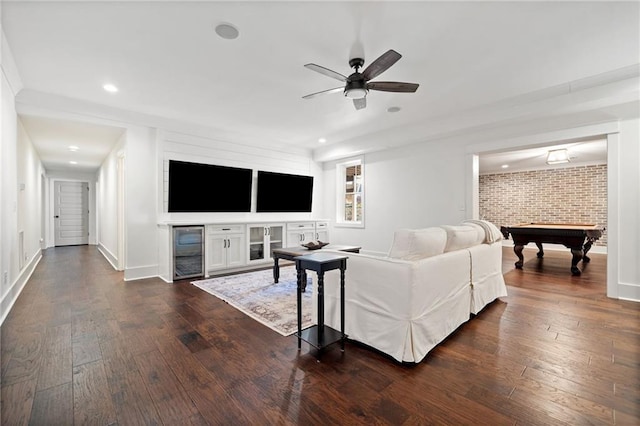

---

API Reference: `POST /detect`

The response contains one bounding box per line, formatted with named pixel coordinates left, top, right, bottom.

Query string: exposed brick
left=479, top=165, right=607, bottom=246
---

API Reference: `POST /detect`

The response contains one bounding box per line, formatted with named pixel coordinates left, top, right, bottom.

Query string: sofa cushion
left=388, top=227, right=447, bottom=260
left=441, top=225, right=484, bottom=252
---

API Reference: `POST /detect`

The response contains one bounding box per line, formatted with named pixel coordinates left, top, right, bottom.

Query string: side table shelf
left=294, top=252, right=348, bottom=354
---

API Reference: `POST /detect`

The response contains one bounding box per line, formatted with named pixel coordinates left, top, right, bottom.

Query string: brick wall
left=479, top=164, right=607, bottom=246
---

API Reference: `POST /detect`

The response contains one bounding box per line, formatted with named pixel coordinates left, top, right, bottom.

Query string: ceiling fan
left=302, top=49, right=419, bottom=110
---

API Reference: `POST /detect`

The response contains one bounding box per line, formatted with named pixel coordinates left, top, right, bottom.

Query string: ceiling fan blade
left=367, top=81, right=419, bottom=93
left=304, top=64, right=347, bottom=82
left=353, top=97, right=366, bottom=110
left=362, top=49, right=402, bottom=81
left=302, top=86, right=344, bottom=99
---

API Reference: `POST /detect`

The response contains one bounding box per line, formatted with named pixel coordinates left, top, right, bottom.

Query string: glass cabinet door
left=247, top=224, right=285, bottom=263
left=248, top=226, right=265, bottom=261
left=268, top=226, right=283, bottom=254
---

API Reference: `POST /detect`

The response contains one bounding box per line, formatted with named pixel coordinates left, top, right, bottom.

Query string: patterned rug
left=191, top=266, right=313, bottom=336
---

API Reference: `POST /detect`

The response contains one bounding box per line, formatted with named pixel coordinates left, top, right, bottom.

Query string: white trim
left=617, top=283, right=640, bottom=302
left=466, top=122, right=625, bottom=299
left=1, top=31, right=25, bottom=95
left=117, top=152, right=126, bottom=270
left=0, top=251, right=42, bottom=326
left=124, top=264, right=159, bottom=281
left=335, top=156, right=365, bottom=228
left=606, top=132, right=619, bottom=299
left=97, top=243, right=118, bottom=270
left=158, top=275, right=173, bottom=284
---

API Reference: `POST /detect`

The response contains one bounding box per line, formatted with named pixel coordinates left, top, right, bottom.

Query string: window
left=336, top=157, right=364, bottom=227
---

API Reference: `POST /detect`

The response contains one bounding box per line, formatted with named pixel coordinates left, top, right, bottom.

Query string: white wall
left=16, top=119, right=44, bottom=266
left=0, top=49, right=19, bottom=322
left=158, top=130, right=324, bottom=225
left=96, top=132, right=124, bottom=267
left=323, top=140, right=468, bottom=255
left=123, top=125, right=158, bottom=280
left=326, top=119, right=640, bottom=301
left=615, top=118, right=640, bottom=300
left=1, top=30, right=45, bottom=323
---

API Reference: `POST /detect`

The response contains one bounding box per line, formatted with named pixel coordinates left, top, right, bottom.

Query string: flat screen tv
left=256, top=171, right=313, bottom=213
left=168, top=160, right=252, bottom=212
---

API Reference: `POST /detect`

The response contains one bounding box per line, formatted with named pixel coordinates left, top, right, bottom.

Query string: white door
left=54, top=181, right=89, bottom=246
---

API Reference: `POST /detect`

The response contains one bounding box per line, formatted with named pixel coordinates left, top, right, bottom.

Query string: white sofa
left=318, top=220, right=507, bottom=363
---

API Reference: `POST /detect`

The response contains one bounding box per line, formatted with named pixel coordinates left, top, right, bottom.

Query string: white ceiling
left=19, top=116, right=125, bottom=172
left=479, top=138, right=607, bottom=174
left=2, top=1, right=639, bottom=172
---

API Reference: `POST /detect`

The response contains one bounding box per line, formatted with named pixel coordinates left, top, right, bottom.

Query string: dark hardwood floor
left=1, top=245, right=638, bottom=425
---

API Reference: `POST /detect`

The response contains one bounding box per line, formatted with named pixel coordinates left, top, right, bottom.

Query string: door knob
left=54, top=215, right=59, bottom=218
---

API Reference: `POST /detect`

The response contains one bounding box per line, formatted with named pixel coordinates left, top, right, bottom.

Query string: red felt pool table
left=500, top=223, right=604, bottom=276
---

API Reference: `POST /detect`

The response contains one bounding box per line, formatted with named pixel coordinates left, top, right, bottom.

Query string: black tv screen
left=256, top=171, right=313, bottom=212
left=168, top=160, right=252, bottom=212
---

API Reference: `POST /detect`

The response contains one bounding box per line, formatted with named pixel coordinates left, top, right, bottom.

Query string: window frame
left=335, top=156, right=365, bottom=228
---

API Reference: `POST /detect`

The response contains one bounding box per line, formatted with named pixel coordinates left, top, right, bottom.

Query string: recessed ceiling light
left=103, top=83, right=118, bottom=93
left=68, top=145, right=79, bottom=152
left=387, top=106, right=401, bottom=113
left=318, top=138, right=327, bottom=144
left=69, top=161, right=78, bottom=165
left=215, top=23, right=239, bottom=40
left=501, top=164, right=509, bottom=169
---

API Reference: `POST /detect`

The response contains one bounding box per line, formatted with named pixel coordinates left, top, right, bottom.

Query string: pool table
left=500, top=223, right=603, bottom=276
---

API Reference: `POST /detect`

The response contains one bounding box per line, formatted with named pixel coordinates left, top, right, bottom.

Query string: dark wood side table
left=272, top=244, right=360, bottom=287
left=294, top=252, right=348, bottom=354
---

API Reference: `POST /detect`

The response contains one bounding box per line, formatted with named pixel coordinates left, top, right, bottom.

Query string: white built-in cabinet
left=160, top=221, right=330, bottom=282
left=287, top=221, right=329, bottom=245
left=315, top=221, right=329, bottom=242
left=206, top=224, right=246, bottom=272
left=247, top=224, right=285, bottom=264
left=287, top=222, right=315, bottom=244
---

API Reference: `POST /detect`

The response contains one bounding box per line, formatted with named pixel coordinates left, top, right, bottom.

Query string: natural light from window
left=336, top=157, right=364, bottom=227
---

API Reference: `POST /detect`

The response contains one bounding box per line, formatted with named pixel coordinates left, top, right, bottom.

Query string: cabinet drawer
left=315, top=222, right=328, bottom=229
left=208, top=224, right=245, bottom=234
left=287, top=222, right=315, bottom=231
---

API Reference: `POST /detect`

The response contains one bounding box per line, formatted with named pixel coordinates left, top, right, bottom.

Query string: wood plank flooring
left=1, top=245, right=638, bottom=425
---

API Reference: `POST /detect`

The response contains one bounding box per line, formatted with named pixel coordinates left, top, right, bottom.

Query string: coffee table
left=272, top=244, right=361, bottom=287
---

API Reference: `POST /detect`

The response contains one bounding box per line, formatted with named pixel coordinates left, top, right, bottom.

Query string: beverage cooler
left=173, top=226, right=204, bottom=280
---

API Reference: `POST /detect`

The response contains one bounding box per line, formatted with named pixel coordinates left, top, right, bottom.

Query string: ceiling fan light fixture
left=345, top=88, right=368, bottom=99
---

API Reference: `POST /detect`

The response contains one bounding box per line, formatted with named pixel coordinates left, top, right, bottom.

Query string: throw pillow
left=441, top=225, right=484, bottom=252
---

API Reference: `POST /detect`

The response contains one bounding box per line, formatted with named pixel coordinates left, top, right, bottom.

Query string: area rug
left=191, top=267, right=313, bottom=336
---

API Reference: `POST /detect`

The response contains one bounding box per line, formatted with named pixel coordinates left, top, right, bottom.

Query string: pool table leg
left=570, top=248, right=583, bottom=275
left=514, top=245, right=524, bottom=269
left=535, top=242, right=544, bottom=259
left=583, top=240, right=594, bottom=263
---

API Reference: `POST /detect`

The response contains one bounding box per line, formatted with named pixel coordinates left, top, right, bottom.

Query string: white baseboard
left=617, top=283, right=640, bottom=302
left=158, top=275, right=173, bottom=284
left=97, top=243, right=119, bottom=270
left=124, top=264, right=159, bottom=281
left=0, top=250, right=42, bottom=326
